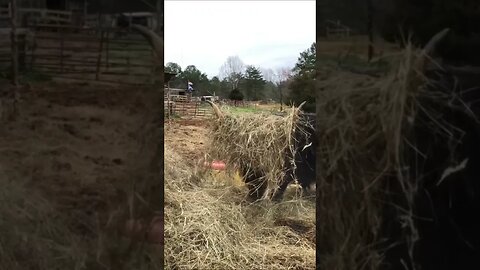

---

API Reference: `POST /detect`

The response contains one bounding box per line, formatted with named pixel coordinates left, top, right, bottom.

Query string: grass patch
left=220, top=105, right=270, bottom=115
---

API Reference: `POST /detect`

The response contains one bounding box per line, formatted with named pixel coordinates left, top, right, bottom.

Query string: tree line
left=164, top=42, right=316, bottom=113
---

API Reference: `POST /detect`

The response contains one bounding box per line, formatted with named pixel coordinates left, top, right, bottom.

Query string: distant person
left=187, top=81, right=194, bottom=93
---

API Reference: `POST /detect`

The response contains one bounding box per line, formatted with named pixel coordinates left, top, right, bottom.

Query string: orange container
left=211, top=161, right=226, bottom=170
left=203, top=160, right=226, bottom=170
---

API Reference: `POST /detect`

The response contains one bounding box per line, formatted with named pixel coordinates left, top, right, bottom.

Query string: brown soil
left=164, top=120, right=210, bottom=166
left=0, top=81, right=161, bottom=246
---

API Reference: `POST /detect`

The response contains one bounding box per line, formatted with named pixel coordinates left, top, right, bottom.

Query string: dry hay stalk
left=316, top=37, right=457, bottom=269
left=206, top=105, right=311, bottom=199
left=164, top=145, right=316, bottom=269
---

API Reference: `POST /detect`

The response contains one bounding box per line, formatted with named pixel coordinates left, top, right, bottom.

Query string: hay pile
left=0, top=83, right=163, bottom=269
left=164, top=145, right=316, bottom=269
left=0, top=170, right=86, bottom=270
left=206, top=107, right=312, bottom=199
left=316, top=41, right=459, bottom=269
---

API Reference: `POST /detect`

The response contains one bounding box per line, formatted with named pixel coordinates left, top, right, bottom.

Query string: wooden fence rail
left=1, top=7, right=158, bottom=86
left=0, top=5, right=10, bottom=19
left=32, top=26, right=155, bottom=85
left=164, top=99, right=213, bottom=119
left=0, top=7, right=72, bottom=24
left=1, top=25, right=157, bottom=86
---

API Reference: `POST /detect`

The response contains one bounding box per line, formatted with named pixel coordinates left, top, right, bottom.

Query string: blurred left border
left=0, top=0, right=164, bottom=268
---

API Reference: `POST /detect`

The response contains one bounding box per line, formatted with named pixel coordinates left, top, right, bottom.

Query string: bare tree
left=275, top=67, right=292, bottom=112
left=219, top=56, right=245, bottom=89
left=260, top=68, right=275, bottom=83
left=275, top=67, right=292, bottom=84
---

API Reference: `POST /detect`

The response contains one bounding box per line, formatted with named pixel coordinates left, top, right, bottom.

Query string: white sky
left=164, top=0, right=315, bottom=79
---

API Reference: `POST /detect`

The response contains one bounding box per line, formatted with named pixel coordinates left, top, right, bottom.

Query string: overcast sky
left=164, top=0, right=315, bottom=79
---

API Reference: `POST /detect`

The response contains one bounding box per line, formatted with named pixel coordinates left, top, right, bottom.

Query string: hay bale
left=316, top=43, right=451, bottom=269
left=206, top=106, right=312, bottom=199
left=164, top=145, right=316, bottom=269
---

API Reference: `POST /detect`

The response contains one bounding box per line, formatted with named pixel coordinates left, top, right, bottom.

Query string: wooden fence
left=0, top=5, right=10, bottom=20
left=0, top=7, right=73, bottom=25
left=0, top=29, right=27, bottom=70
left=0, top=26, right=156, bottom=85
left=0, top=4, right=156, bottom=85
left=21, top=25, right=156, bottom=85
left=165, top=98, right=213, bottom=119
left=0, top=31, right=10, bottom=65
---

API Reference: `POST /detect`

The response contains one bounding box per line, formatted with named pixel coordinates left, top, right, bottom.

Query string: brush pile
left=206, top=106, right=312, bottom=198
left=316, top=39, right=463, bottom=269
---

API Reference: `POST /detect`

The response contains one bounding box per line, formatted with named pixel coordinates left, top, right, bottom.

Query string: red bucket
left=203, top=160, right=226, bottom=171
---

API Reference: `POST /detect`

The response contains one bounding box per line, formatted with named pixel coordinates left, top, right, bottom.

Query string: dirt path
left=0, top=81, right=159, bottom=234
left=164, top=120, right=210, bottom=166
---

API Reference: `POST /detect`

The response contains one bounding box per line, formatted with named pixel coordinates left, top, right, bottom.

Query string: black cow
left=206, top=101, right=316, bottom=201
left=274, top=112, right=316, bottom=201
left=381, top=30, right=480, bottom=270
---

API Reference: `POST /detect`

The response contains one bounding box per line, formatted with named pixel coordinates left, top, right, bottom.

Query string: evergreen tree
left=178, top=65, right=210, bottom=95
left=209, top=76, right=223, bottom=97
left=288, top=43, right=316, bottom=113
left=243, top=65, right=266, bottom=101
left=164, top=62, right=184, bottom=88
left=229, top=88, right=244, bottom=106
left=165, top=62, right=182, bottom=74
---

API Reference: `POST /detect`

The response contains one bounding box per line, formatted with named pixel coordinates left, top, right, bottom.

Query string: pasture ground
left=0, top=80, right=162, bottom=269
left=164, top=111, right=316, bottom=269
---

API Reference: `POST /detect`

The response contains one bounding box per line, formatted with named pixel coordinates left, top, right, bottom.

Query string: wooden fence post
left=194, top=100, right=197, bottom=117
left=166, top=83, right=170, bottom=120
left=29, top=31, right=36, bottom=71
left=10, top=0, right=18, bottom=86
left=150, top=45, right=155, bottom=84
left=95, top=30, right=104, bottom=80
left=105, top=29, right=109, bottom=70
left=60, top=29, right=64, bottom=72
